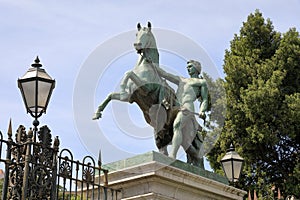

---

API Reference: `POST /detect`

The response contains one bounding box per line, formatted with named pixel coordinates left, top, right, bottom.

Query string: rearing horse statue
left=93, top=22, right=178, bottom=155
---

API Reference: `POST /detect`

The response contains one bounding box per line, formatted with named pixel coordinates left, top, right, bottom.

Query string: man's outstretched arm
left=156, top=67, right=180, bottom=85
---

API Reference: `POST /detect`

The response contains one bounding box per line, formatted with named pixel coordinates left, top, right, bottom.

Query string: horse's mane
left=144, top=47, right=159, bottom=64
left=144, top=31, right=159, bottom=64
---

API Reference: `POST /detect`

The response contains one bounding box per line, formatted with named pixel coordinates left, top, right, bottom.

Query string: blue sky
left=0, top=0, right=299, bottom=169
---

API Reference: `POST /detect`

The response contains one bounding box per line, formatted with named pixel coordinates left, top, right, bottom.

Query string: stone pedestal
left=103, top=151, right=246, bottom=200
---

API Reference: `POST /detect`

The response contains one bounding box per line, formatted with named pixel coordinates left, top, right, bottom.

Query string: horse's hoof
left=92, top=112, right=102, bottom=120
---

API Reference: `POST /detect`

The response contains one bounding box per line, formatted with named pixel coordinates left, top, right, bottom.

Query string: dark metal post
left=21, top=128, right=33, bottom=200
left=2, top=120, right=13, bottom=200
left=51, top=136, right=60, bottom=199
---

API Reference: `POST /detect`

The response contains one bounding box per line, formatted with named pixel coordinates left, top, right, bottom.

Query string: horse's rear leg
left=159, top=146, right=168, bottom=156
left=93, top=92, right=128, bottom=120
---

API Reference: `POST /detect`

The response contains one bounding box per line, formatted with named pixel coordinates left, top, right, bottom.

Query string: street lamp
left=18, top=56, right=55, bottom=130
left=220, top=143, right=244, bottom=184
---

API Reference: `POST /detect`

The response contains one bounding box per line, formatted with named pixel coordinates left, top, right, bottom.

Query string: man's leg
left=170, top=113, right=183, bottom=159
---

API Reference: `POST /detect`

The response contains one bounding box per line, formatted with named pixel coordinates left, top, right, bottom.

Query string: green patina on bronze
left=93, top=22, right=210, bottom=169
left=93, top=22, right=177, bottom=155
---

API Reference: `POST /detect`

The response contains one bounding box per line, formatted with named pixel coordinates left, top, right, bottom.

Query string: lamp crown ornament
left=31, top=56, right=42, bottom=68
left=228, top=143, right=235, bottom=152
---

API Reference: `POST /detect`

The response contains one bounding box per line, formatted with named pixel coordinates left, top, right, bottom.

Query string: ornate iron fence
left=57, top=149, right=120, bottom=200
left=0, top=122, right=120, bottom=200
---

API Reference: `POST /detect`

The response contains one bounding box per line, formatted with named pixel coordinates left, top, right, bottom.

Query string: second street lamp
left=18, top=56, right=55, bottom=132
left=220, top=143, right=244, bottom=184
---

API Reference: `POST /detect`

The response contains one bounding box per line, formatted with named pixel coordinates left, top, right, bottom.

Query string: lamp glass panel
left=222, top=160, right=233, bottom=182
left=37, top=81, right=52, bottom=108
left=233, top=160, right=243, bottom=181
left=21, top=80, right=36, bottom=112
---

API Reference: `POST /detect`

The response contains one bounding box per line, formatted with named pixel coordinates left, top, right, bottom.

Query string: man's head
left=187, top=60, right=201, bottom=75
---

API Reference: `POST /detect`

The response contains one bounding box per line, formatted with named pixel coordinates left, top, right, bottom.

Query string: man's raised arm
left=156, top=67, right=180, bottom=85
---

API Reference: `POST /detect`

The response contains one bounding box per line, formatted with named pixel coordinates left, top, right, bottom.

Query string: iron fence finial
left=7, top=118, right=12, bottom=138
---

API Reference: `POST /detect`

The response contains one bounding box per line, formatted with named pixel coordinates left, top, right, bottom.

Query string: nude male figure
left=157, top=60, right=208, bottom=159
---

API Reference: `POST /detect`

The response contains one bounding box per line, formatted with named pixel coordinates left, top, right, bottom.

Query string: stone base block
left=103, top=151, right=246, bottom=200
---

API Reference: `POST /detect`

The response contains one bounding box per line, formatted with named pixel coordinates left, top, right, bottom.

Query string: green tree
left=207, top=10, right=300, bottom=197
left=0, top=178, right=3, bottom=197
left=202, top=72, right=226, bottom=163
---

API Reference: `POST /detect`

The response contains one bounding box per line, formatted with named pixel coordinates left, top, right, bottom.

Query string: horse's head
left=134, top=22, right=157, bottom=54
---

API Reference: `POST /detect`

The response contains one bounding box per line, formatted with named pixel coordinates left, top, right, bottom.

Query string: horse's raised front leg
left=120, top=71, right=148, bottom=95
left=92, top=92, right=129, bottom=120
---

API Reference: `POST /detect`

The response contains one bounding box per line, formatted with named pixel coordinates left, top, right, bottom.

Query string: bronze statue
left=93, top=23, right=209, bottom=168
left=93, top=22, right=177, bottom=156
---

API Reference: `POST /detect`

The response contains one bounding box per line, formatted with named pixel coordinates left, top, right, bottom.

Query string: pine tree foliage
left=202, top=73, right=226, bottom=160
left=207, top=10, right=300, bottom=197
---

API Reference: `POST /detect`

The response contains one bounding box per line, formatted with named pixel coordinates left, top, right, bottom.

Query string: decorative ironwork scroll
left=0, top=122, right=120, bottom=200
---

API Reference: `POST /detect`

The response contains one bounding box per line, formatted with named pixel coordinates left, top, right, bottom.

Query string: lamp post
left=17, top=56, right=56, bottom=199
left=220, top=143, right=244, bottom=185
left=18, top=56, right=55, bottom=135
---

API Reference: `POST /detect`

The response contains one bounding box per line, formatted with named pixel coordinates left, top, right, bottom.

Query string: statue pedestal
left=104, top=151, right=246, bottom=200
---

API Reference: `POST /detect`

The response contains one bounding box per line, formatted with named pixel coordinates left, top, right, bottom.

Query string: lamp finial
left=31, top=56, right=42, bottom=68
